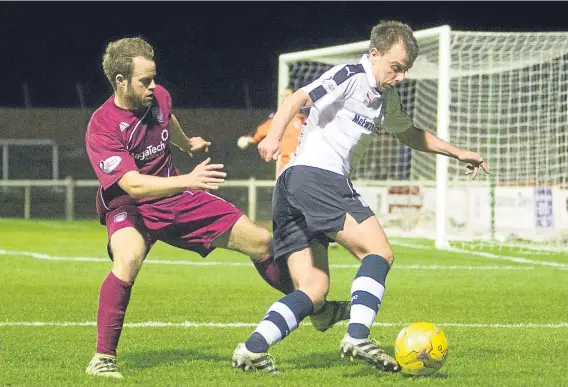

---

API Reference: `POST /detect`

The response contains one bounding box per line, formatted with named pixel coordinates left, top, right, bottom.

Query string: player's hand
left=458, top=150, right=489, bottom=179
left=185, top=157, right=226, bottom=190
left=258, top=136, right=281, bottom=162
left=188, top=137, right=211, bottom=154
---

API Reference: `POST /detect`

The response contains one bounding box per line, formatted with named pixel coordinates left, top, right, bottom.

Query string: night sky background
left=1, top=1, right=566, bottom=109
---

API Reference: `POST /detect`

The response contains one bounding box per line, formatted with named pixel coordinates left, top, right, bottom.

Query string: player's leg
left=233, top=243, right=329, bottom=373
left=210, top=180, right=350, bottom=331
left=159, top=190, right=295, bottom=295
left=109, top=227, right=149, bottom=282
left=211, top=213, right=271, bottom=260
left=211, top=213, right=297, bottom=294
left=87, top=208, right=152, bottom=379
left=330, top=214, right=399, bottom=372
left=272, top=166, right=356, bottom=330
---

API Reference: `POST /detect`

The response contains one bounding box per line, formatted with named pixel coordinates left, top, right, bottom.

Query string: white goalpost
left=278, top=25, right=568, bottom=252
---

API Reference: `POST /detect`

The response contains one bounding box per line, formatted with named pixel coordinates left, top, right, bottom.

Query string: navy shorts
left=272, top=165, right=374, bottom=260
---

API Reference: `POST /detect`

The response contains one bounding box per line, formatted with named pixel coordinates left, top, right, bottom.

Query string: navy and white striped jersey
left=285, top=54, right=413, bottom=177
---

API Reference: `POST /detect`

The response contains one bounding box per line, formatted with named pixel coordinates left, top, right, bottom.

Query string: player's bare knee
left=349, top=242, right=394, bottom=265
left=115, top=253, right=144, bottom=268
left=296, top=274, right=329, bottom=306
left=380, top=245, right=395, bottom=266
left=253, top=227, right=272, bottom=256
left=313, top=289, right=330, bottom=313
left=225, top=215, right=271, bottom=259
left=363, top=241, right=394, bottom=266
left=243, top=228, right=271, bottom=259
left=112, top=253, right=144, bottom=281
left=298, top=285, right=328, bottom=307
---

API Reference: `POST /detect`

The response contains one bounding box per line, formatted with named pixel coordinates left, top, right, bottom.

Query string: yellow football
left=394, top=322, right=448, bottom=376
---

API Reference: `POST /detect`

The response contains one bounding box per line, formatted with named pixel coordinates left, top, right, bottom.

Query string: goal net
left=278, top=26, right=568, bottom=253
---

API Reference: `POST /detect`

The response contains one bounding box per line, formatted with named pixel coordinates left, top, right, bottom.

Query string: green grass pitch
left=1, top=219, right=567, bottom=386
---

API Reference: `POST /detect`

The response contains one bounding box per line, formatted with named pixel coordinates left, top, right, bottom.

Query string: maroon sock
left=252, top=256, right=295, bottom=294
left=95, top=272, right=133, bottom=356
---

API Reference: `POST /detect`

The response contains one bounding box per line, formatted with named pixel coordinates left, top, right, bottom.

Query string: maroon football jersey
left=86, top=85, right=175, bottom=218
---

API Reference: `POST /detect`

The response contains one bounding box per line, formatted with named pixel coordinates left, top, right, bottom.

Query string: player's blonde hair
left=102, top=37, right=154, bottom=91
left=369, top=21, right=419, bottom=68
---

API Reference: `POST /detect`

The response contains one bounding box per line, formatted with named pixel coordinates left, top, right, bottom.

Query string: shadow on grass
left=285, top=350, right=346, bottom=370
left=400, top=372, right=449, bottom=379
left=284, top=344, right=446, bottom=379
left=286, top=351, right=404, bottom=378
left=286, top=344, right=398, bottom=371
left=122, top=347, right=226, bottom=369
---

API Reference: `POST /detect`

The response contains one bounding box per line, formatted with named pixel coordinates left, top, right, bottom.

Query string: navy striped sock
left=245, top=290, right=314, bottom=353
left=347, top=254, right=390, bottom=339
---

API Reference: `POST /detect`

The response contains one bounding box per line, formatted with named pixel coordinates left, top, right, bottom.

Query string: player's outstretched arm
left=118, top=158, right=226, bottom=198
left=258, top=90, right=310, bottom=162
left=169, top=113, right=211, bottom=156
left=395, top=125, right=489, bottom=179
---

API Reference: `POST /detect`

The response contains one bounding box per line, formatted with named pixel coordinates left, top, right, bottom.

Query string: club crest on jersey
left=99, top=156, right=121, bottom=174
left=321, top=76, right=336, bottom=93
left=152, top=107, right=164, bottom=123
left=161, top=128, right=169, bottom=141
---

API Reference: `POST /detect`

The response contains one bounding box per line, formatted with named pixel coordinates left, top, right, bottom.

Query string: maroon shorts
left=104, top=190, right=243, bottom=259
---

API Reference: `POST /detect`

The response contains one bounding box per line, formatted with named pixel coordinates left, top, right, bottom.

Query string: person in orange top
left=238, top=87, right=306, bottom=177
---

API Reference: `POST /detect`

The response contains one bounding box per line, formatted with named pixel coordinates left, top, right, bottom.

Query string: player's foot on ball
left=310, top=301, right=351, bottom=332
left=86, top=353, right=124, bottom=378
left=232, top=343, right=278, bottom=373
left=340, top=333, right=400, bottom=373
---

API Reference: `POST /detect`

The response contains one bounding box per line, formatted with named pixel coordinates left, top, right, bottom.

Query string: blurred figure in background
left=237, top=87, right=306, bottom=178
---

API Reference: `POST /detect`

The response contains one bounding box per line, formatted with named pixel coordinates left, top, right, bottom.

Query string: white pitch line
left=1, top=321, right=567, bottom=329
left=0, top=249, right=533, bottom=270
left=391, top=241, right=568, bottom=270
left=444, top=246, right=568, bottom=269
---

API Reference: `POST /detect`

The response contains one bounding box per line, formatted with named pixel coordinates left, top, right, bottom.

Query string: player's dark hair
left=369, top=21, right=419, bottom=67
left=102, top=37, right=154, bottom=91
